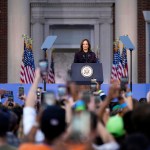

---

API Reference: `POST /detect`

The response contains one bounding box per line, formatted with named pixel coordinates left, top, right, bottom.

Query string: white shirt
left=92, top=142, right=119, bottom=150
left=23, top=107, right=44, bottom=143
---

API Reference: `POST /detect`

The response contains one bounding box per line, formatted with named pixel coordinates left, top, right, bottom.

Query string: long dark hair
left=80, top=39, right=91, bottom=52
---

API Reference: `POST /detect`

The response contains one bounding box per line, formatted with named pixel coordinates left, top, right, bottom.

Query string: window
left=148, top=23, right=150, bottom=82
left=50, top=25, right=94, bottom=49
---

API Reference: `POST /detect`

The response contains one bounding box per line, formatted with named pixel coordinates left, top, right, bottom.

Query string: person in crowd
left=106, top=115, right=125, bottom=145
left=94, top=80, right=134, bottom=149
left=92, top=81, right=106, bottom=101
left=74, top=39, right=97, bottom=63
left=123, top=111, right=134, bottom=135
left=61, top=111, right=97, bottom=150
left=19, top=68, right=67, bottom=150
left=146, top=91, right=150, bottom=103
left=3, top=66, right=150, bottom=150
left=19, top=105, right=66, bottom=150
left=0, top=109, right=17, bottom=150
left=139, top=97, right=147, bottom=103
left=6, top=111, right=20, bottom=147
left=11, top=106, right=23, bottom=137
left=131, top=104, right=150, bottom=141
left=120, top=133, right=150, bottom=150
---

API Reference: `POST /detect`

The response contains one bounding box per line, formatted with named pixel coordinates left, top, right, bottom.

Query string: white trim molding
left=143, top=11, right=150, bottom=83
left=30, top=0, right=115, bottom=83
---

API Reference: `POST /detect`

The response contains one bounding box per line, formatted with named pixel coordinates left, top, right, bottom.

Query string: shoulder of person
left=0, top=144, right=17, bottom=150
left=19, top=143, right=52, bottom=150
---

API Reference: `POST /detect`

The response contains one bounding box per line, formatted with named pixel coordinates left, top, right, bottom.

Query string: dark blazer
left=74, top=51, right=97, bottom=63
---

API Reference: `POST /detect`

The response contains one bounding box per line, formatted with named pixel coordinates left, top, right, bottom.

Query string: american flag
left=121, top=47, right=128, bottom=78
left=47, top=56, right=55, bottom=83
left=111, top=49, right=124, bottom=80
left=20, top=40, right=35, bottom=83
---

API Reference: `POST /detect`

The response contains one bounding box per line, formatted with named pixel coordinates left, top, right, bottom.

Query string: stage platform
left=0, top=83, right=150, bottom=105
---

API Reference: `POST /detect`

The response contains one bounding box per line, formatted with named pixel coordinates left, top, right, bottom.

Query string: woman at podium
left=74, top=39, right=97, bottom=63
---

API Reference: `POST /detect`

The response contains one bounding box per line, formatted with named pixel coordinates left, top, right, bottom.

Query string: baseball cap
left=106, top=115, right=125, bottom=137
left=40, top=105, right=66, bottom=141
left=73, top=100, right=86, bottom=111
left=112, top=105, right=121, bottom=111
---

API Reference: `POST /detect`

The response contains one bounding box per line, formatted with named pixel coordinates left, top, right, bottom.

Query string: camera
left=39, top=59, right=48, bottom=77
left=41, top=91, right=56, bottom=107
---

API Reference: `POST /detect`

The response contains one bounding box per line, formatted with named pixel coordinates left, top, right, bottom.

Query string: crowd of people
left=0, top=67, right=150, bottom=150
left=0, top=38, right=150, bottom=150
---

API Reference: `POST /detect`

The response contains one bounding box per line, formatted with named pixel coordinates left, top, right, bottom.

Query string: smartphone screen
left=91, top=79, right=97, bottom=83
left=8, top=91, right=14, bottom=101
left=19, top=87, right=24, bottom=97
left=58, top=86, right=67, bottom=97
left=39, top=59, right=48, bottom=76
left=41, top=91, right=56, bottom=107
left=4, top=91, right=13, bottom=100
left=36, top=87, right=42, bottom=97
left=90, top=83, right=97, bottom=92
left=120, top=78, right=128, bottom=91
left=70, top=111, right=91, bottom=140
left=90, top=79, right=97, bottom=92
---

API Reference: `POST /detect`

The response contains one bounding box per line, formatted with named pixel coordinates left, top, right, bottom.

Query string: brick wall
left=0, top=0, right=7, bottom=83
left=138, top=0, right=150, bottom=83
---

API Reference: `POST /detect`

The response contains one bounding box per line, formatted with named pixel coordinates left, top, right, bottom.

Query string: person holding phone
left=74, top=39, right=97, bottom=63
left=92, top=80, right=106, bottom=101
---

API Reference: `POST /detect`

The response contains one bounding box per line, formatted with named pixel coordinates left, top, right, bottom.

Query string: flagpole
left=43, top=48, right=47, bottom=91
left=130, top=50, right=133, bottom=91
left=21, top=34, right=27, bottom=83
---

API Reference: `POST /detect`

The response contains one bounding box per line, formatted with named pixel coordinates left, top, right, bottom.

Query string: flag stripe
left=47, top=57, right=55, bottom=84
left=111, top=47, right=128, bottom=81
left=20, top=40, right=35, bottom=84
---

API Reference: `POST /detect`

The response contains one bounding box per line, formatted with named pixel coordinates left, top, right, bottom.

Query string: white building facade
left=8, top=0, right=138, bottom=84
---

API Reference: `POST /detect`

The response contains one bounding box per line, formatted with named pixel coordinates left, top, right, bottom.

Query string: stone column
left=8, top=0, right=30, bottom=82
left=94, top=22, right=100, bottom=58
left=44, top=22, right=50, bottom=61
left=115, top=0, right=137, bottom=83
left=143, top=11, right=150, bottom=83
left=100, top=22, right=113, bottom=83
left=31, top=19, right=44, bottom=67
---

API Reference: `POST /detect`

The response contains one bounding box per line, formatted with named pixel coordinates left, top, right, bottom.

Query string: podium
left=71, top=63, right=103, bottom=85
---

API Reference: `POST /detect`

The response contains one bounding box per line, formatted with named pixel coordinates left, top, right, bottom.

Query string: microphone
left=83, top=53, right=90, bottom=62
left=87, top=54, right=91, bottom=62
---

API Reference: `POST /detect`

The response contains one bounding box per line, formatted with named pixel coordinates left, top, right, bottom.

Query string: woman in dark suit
left=74, top=39, right=97, bottom=63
